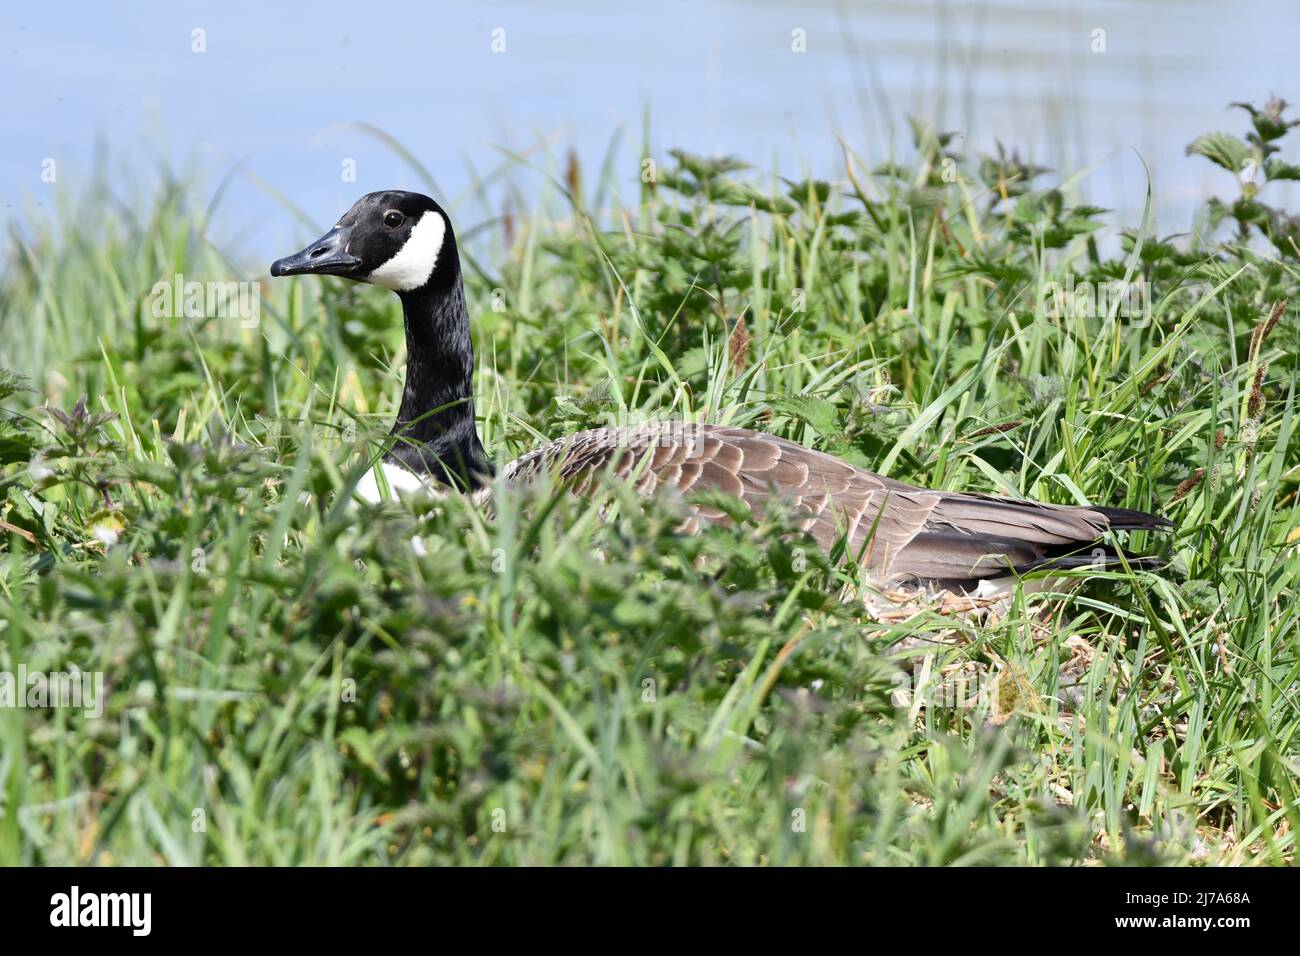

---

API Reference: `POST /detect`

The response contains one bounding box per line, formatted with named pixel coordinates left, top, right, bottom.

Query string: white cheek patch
left=367, top=211, right=447, bottom=292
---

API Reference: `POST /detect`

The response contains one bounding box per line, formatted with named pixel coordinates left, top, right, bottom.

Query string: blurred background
left=2, top=0, right=1296, bottom=259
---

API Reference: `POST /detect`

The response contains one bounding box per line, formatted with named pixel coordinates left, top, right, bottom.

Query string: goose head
left=269, top=190, right=491, bottom=492
left=270, top=190, right=453, bottom=293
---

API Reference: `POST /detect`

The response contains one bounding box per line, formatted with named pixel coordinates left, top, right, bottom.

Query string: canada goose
left=270, top=190, right=1171, bottom=596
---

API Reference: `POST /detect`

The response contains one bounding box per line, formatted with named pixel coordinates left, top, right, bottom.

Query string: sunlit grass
left=1, top=103, right=1299, bottom=865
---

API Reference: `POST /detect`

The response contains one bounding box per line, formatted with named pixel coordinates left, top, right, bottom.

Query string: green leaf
left=1265, top=159, right=1300, bottom=182
left=1185, top=132, right=1251, bottom=173
left=772, top=396, right=840, bottom=437
left=683, top=488, right=751, bottom=524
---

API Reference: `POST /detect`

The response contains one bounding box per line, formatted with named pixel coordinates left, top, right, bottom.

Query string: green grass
left=2, top=102, right=1300, bottom=865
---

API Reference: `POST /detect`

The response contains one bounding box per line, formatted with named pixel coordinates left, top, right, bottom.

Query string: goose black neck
left=386, top=249, right=493, bottom=491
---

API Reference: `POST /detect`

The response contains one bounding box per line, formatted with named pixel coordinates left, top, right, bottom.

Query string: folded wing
left=502, top=422, right=1171, bottom=591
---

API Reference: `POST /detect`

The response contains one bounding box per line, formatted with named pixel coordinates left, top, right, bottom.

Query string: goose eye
left=383, top=210, right=404, bottom=228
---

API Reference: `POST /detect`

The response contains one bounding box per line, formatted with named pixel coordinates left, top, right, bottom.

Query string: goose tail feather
left=1093, top=506, right=1175, bottom=532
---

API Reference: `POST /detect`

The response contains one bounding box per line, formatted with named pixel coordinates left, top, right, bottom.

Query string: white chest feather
left=367, top=212, right=447, bottom=292
left=354, top=461, right=431, bottom=503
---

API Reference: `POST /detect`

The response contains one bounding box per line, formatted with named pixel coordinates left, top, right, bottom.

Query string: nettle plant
left=1188, top=96, right=1300, bottom=255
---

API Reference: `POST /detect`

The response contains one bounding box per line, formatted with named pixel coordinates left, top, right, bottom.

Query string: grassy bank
left=2, top=101, right=1299, bottom=865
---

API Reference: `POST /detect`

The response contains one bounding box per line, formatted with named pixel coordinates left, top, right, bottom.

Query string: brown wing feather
left=501, top=422, right=1166, bottom=590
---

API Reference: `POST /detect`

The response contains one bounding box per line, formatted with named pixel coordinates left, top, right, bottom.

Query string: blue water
left=2, top=1, right=1296, bottom=263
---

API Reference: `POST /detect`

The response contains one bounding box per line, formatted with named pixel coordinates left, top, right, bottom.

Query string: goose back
left=501, top=421, right=1166, bottom=590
